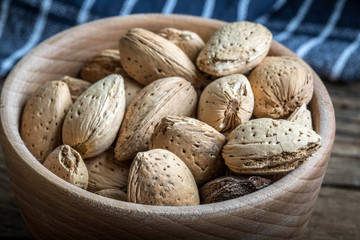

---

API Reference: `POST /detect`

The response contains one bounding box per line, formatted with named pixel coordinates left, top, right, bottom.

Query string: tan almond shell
left=21, top=81, right=72, bottom=163
left=85, top=149, right=131, bottom=192
left=119, top=28, right=205, bottom=87
left=95, top=189, right=127, bottom=201
left=127, top=149, right=200, bottom=206
left=196, top=21, right=272, bottom=77
left=114, top=77, right=197, bottom=161
left=62, top=74, right=126, bottom=159
left=43, top=145, right=88, bottom=189
left=287, top=103, right=313, bottom=129
left=222, top=118, right=321, bottom=174
left=61, top=76, right=92, bottom=101
left=150, top=116, right=226, bottom=186
left=249, top=56, right=314, bottom=119
left=158, top=27, right=205, bottom=62
left=79, top=49, right=143, bottom=107
left=197, top=74, right=254, bottom=133
left=80, top=49, right=126, bottom=83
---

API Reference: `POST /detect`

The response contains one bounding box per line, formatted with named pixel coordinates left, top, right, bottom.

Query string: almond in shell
left=196, top=21, right=272, bottom=76
left=86, top=149, right=131, bottom=192
left=119, top=28, right=205, bottom=87
left=21, top=81, right=72, bottom=163
left=115, top=77, right=197, bottom=161
left=249, top=56, right=313, bottom=118
left=62, top=74, right=126, bottom=159
left=198, top=74, right=254, bottom=133
left=61, top=76, right=92, bottom=101
left=158, top=27, right=205, bottom=62
left=43, top=145, right=88, bottom=189
left=127, top=149, right=199, bottom=206
left=222, top=118, right=321, bottom=174
left=150, top=116, right=226, bottom=186
left=287, top=103, right=313, bottom=130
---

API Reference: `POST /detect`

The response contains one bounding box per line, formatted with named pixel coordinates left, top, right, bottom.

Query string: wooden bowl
left=0, top=14, right=335, bottom=239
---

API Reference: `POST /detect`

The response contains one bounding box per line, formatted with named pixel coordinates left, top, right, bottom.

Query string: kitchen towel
left=0, top=0, right=359, bottom=82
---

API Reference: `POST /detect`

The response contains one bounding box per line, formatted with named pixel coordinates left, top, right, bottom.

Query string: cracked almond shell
left=114, top=77, right=197, bottom=161
left=196, top=21, right=272, bottom=76
left=43, top=145, right=88, bottom=189
left=119, top=28, right=205, bottom=87
left=198, top=74, right=254, bottom=132
left=62, top=74, right=126, bottom=159
left=21, top=81, right=72, bottom=163
left=249, top=56, right=314, bottom=119
left=222, top=118, right=321, bottom=174
left=288, top=103, right=313, bottom=129
left=127, top=149, right=199, bottom=206
left=150, top=116, right=226, bottom=186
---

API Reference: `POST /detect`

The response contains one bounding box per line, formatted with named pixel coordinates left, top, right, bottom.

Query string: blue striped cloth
left=0, top=0, right=359, bottom=82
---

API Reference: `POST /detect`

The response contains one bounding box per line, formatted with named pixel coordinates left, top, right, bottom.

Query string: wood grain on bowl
left=0, top=14, right=335, bottom=240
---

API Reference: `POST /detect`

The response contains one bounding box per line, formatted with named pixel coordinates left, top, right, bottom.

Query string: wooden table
left=0, top=79, right=359, bottom=239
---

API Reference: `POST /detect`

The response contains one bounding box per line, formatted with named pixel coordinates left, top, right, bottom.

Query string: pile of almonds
left=20, top=22, right=321, bottom=206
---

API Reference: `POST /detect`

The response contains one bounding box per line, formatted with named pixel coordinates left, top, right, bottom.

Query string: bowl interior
left=0, top=14, right=335, bottom=214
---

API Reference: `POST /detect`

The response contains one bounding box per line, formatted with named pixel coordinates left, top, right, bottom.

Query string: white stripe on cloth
left=77, top=0, right=96, bottom=24
left=0, top=0, right=11, bottom=39
left=0, top=0, right=52, bottom=76
left=237, top=0, right=250, bottom=21
left=274, top=0, right=313, bottom=42
left=201, top=0, right=216, bottom=18
left=162, top=0, right=177, bottom=14
left=119, top=0, right=138, bottom=16
left=256, top=0, right=287, bottom=24
left=296, top=0, right=347, bottom=58
left=330, top=32, right=360, bottom=81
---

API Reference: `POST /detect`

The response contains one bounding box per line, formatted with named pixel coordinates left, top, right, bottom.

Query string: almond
left=114, top=77, right=197, bottom=161
left=249, top=56, right=314, bottom=118
left=123, top=78, right=143, bottom=109
left=127, top=149, right=199, bottom=206
left=200, top=176, right=272, bottom=204
left=197, top=21, right=272, bottom=76
left=150, top=116, right=226, bottom=186
left=43, top=145, right=88, bottom=189
left=95, top=189, right=127, bottom=201
left=21, top=81, right=72, bottom=163
left=198, top=74, right=254, bottom=132
left=80, top=49, right=125, bottom=83
left=85, top=149, right=131, bottom=192
left=158, top=27, right=205, bottom=62
left=222, top=118, right=321, bottom=174
left=288, top=103, right=313, bottom=129
left=61, top=76, right=92, bottom=101
left=119, top=28, right=205, bottom=87
left=62, top=74, right=126, bottom=159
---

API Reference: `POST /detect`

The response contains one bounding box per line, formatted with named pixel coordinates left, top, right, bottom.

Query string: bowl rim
left=0, top=13, right=336, bottom=215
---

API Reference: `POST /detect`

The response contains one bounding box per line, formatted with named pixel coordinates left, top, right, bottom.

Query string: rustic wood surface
left=0, top=78, right=359, bottom=239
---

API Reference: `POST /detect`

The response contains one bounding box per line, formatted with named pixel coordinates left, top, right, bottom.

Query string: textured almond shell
left=62, top=74, right=126, bottom=159
left=288, top=103, right=313, bottom=129
left=80, top=49, right=125, bottom=83
left=21, top=81, right=72, bottom=163
left=127, top=149, right=200, bottom=206
left=61, top=76, right=92, bottom=102
left=249, top=56, right=314, bottom=118
left=115, top=77, right=197, bottom=161
left=123, top=77, right=143, bottom=109
left=222, top=118, right=321, bottom=174
left=150, top=116, right=226, bottom=186
left=158, top=27, right=205, bottom=62
left=119, top=28, right=205, bottom=87
left=198, top=74, right=254, bottom=132
left=196, top=21, right=272, bottom=76
left=86, top=149, right=131, bottom=192
left=43, top=145, right=88, bottom=189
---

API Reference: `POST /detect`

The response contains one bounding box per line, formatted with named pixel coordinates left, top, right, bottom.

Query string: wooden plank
left=300, top=187, right=360, bottom=240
